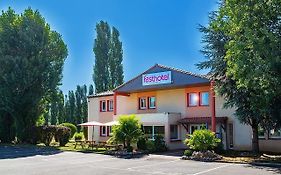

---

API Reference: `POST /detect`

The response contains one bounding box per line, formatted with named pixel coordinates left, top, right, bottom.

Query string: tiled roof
left=114, top=64, right=210, bottom=93
left=87, top=91, right=113, bottom=98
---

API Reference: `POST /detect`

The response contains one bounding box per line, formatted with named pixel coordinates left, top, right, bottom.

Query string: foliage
left=93, top=21, right=124, bottom=93
left=184, top=130, right=221, bottom=151
left=0, top=113, right=15, bottom=143
left=197, top=0, right=281, bottom=152
left=55, top=126, right=71, bottom=146
left=88, top=84, right=94, bottom=95
left=60, top=123, right=77, bottom=139
left=74, top=132, right=83, bottom=141
left=0, top=7, right=68, bottom=142
left=154, top=135, right=168, bottom=152
left=137, top=135, right=147, bottom=150
left=112, top=115, right=143, bottom=150
left=40, top=125, right=57, bottom=146
left=146, top=140, right=156, bottom=153
left=184, top=149, right=193, bottom=156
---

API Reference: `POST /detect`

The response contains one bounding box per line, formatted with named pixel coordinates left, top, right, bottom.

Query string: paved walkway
left=0, top=146, right=280, bottom=175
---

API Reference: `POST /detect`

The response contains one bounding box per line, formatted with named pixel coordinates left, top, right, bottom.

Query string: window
left=200, top=92, right=209, bottom=106
left=100, top=100, right=106, bottom=112
left=100, top=126, right=107, bottom=136
left=170, top=125, right=179, bottom=140
left=139, top=97, right=147, bottom=109
left=148, top=96, right=156, bottom=109
left=189, top=124, right=207, bottom=134
left=269, top=128, right=281, bottom=138
left=143, top=125, right=165, bottom=140
left=188, top=93, right=198, bottom=106
left=108, top=100, right=114, bottom=111
left=107, top=126, right=112, bottom=136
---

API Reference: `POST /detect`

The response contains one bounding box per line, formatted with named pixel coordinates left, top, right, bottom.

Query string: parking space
left=0, top=146, right=280, bottom=175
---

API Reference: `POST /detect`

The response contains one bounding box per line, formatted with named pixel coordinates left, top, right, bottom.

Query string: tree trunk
left=251, top=121, right=259, bottom=153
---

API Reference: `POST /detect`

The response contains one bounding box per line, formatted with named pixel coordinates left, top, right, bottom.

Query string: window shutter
left=147, top=97, right=150, bottom=109
left=107, top=100, right=109, bottom=111
left=186, top=93, right=189, bottom=107
left=99, top=126, right=102, bottom=136
left=138, top=98, right=141, bottom=109
left=198, top=92, right=201, bottom=106
left=99, top=101, right=102, bottom=112
left=107, top=126, right=110, bottom=136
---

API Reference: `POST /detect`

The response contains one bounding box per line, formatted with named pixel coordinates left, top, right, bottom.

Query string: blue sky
left=0, top=0, right=218, bottom=94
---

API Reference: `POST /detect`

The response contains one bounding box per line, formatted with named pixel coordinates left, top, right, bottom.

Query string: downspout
left=211, top=80, right=216, bottom=133
left=113, top=92, right=117, bottom=115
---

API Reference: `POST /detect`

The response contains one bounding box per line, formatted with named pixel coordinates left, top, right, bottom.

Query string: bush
left=137, top=136, right=147, bottom=150
left=112, top=115, right=143, bottom=149
left=60, top=123, right=77, bottom=139
left=184, top=129, right=221, bottom=151
left=41, top=125, right=57, bottom=146
left=184, top=149, right=193, bottom=156
left=154, top=135, right=167, bottom=152
left=74, top=132, right=83, bottom=141
left=55, top=126, right=71, bottom=146
left=146, top=140, right=156, bottom=153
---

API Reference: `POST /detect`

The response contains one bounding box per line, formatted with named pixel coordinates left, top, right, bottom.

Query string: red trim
left=99, top=126, right=102, bottom=136
left=210, top=81, right=216, bottom=132
left=107, top=100, right=109, bottom=111
left=198, top=92, right=201, bottom=106
left=113, top=93, right=117, bottom=115
left=186, top=93, right=189, bottom=107
left=99, top=101, right=102, bottom=112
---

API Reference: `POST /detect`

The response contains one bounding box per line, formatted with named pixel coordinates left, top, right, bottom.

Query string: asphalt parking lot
left=0, top=146, right=280, bottom=175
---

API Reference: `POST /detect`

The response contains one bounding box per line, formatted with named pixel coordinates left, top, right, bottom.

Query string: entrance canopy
left=103, top=121, right=119, bottom=126
left=178, top=116, right=228, bottom=132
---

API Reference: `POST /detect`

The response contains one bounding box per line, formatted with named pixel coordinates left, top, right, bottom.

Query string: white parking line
left=192, top=164, right=233, bottom=175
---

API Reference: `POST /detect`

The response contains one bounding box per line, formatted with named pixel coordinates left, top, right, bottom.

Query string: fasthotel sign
left=142, top=71, right=172, bottom=86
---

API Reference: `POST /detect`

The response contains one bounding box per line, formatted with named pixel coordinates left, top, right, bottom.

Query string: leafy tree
left=88, top=84, right=94, bottom=95
left=112, top=115, right=143, bottom=151
left=0, top=7, right=67, bottom=142
left=109, top=27, right=124, bottom=89
left=75, top=85, right=82, bottom=128
left=93, top=21, right=111, bottom=93
left=93, top=21, right=124, bottom=93
left=68, top=91, right=76, bottom=124
left=197, top=0, right=281, bottom=152
left=81, top=85, right=88, bottom=123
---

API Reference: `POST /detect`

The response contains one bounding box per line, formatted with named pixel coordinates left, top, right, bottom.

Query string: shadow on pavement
left=246, top=163, right=281, bottom=174
left=150, top=149, right=184, bottom=157
left=0, top=144, right=62, bottom=159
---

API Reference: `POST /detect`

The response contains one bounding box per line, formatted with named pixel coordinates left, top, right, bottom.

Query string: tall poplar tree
left=93, top=21, right=124, bottom=93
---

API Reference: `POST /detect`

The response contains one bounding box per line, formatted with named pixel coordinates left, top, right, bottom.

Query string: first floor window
left=143, top=125, right=165, bottom=140
left=170, top=125, right=179, bottom=140
left=189, top=124, right=207, bottom=134
left=188, top=93, right=198, bottom=106
left=108, top=126, right=112, bottom=136
left=101, top=126, right=107, bottom=136
left=200, top=92, right=209, bottom=106
left=148, top=96, right=156, bottom=109
left=139, top=97, right=147, bottom=109
left=269, top=128, right=281, bottom=138
left=100, top=100, right=106, bottom=112
left=108, top=100, right=114, bottom=111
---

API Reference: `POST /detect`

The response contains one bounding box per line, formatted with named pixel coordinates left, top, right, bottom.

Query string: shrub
left=55, top=126, right=71, bottom=146
left=146, top=140, right=156, bottom=153
left=137, top=136, right=147, bottom=150
left=41, top=125, right=57, bottom=146
left=184, top=129, right=221, bottom=151
left=60, top=123, right=77, bottom=139
left=154, top=135, right=167, bottom=152
left=112, top=115, right=143, bottom=149
left=184, top=149, right=193, bottom=156
left=74, top=132, right=83, bottom=141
